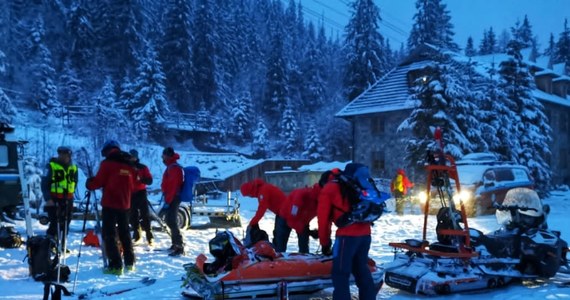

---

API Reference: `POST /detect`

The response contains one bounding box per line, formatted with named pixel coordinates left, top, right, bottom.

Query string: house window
left=371, top=150, right=385, bottom=172
left=371, top=118, right=385, bottom=135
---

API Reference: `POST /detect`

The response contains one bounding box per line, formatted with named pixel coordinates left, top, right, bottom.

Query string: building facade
left=337, top=45, right=570, bottom=185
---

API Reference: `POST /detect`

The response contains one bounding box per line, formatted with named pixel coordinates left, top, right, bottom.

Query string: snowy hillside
left=1, top=188, right=569, bottom=299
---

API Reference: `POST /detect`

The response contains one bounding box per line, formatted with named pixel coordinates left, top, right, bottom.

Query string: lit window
left=0, top=145, right=8, bottom=167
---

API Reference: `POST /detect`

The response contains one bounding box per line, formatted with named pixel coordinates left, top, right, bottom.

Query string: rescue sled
left=181, top=230, right=384, bottom=299
left=384, top=137, right=569, bottom=295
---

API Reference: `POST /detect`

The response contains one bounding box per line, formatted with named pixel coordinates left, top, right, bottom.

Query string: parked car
left=456, top=153, right=534, bottom=216
left=418, top=153, right=534, bottom=217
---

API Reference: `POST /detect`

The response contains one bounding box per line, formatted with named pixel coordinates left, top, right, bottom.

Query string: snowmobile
left=384, top=143, right=568, bottom=295
left=181, top=230, right=384, bottom=299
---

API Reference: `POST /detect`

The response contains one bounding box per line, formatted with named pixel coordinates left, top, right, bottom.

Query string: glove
left=321, top=242, right=332, bottom=256
left=85, top=177, right=94, bottom=190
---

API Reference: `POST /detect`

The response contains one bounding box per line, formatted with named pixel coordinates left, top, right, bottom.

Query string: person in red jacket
left=317, top=163, right=376, bottom=300
left=128, top=149, right=154, bottom=246
left=240, top=179, right=288, bottom=252
left=277, top=170, right=336, bottom=253
left=86, top=140, right=137, bottom=275
left=160, top=147, right=185, bottom=256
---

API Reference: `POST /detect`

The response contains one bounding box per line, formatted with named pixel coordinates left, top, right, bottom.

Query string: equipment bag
left=0, top=225, right=23, bottom=248
left=83, top=229, right=100, bottom=247
left=180, top=166, right=200, bottom=203
left=26, top=235, right=70, bottom=282
left=335, top=163, right=390, bottom=227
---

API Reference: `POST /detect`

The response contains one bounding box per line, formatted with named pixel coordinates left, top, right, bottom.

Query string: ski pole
left=81, top=190, right=91, bottom=232
left=72, top=224, right=84, bottom=293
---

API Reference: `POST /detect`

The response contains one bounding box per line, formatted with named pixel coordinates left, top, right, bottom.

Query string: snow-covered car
left=418, top=153, right=534, bottom=216
left=456, top=153, right=534, bottom=216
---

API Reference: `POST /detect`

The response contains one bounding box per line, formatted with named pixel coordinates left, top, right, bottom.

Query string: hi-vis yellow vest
left=49, top=162, right=77, bottom=199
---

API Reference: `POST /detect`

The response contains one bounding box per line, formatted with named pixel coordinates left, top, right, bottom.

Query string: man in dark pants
left=86, top=140, right=137, bottom=275
left=42, top=146, right=78, bottom=253
left=317, top=164, right=378, bottom=300
left=128, top=149, right=154, bottom=246
left=160, top=147, right=184, bottom=256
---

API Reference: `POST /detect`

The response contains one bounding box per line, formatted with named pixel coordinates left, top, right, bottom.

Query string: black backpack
left=26, top=235, right=70, bottom=282
left=0, top=226, right=23, bottom=248
left=334, top=163, right=390, bottom=228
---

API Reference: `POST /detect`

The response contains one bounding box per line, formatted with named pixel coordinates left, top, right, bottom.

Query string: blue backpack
left=335, top=163, right=390, bottom=227
left=180, top=166, right=201, bottom=203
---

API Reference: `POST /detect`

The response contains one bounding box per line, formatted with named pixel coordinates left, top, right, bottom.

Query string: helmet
left=129, top=149, right=139, bottom=159
left=57, top=146, right=72, bottom=155
left=101, top=140, right=120, bottom=157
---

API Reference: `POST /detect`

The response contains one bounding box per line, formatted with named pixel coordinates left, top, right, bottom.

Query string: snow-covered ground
left=1, top=188, right=569, bottom=299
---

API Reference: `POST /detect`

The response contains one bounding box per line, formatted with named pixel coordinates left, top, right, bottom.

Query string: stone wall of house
left=352, top=104, right=570, bottom=186
left=544, top=102, right=570, bottom=184
left=352, top=109, right=414, bottom=180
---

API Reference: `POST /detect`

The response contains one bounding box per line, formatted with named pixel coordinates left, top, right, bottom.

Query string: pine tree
left=264, top=11, right=289, bottom=126
left=66, top=1, right=96, bottom=77
left=399, top=55, right=483, bottom=170
left=499, top=39, right=552, bottom=194
left=344, top=0, right=387, bottom=101
left=479, top=27, right=497, bottom=55
left=555, top=18, right=570, bottom=68
left=497, top=29, right=511, bottom=53
left=302, top=123, right=324, bottom=160
left=29, top=16, right=60, bottom=115
left=190, top=0, right=217, bottom=109
left=0, top=49, right=16, bottom=123
left=545, top=33, right=556, bottom=68
left=252, top=120, right=269, bottom=158
left=301, top=26, right=326, bottom=114
left=511, top=15, right=534, bottom=48
left=58, top=59, right=83, bottom=106
left=408, top=0, right=458, bottom=51
left=280, top=100, right=299, bottom=158
left=129, top=45, right=170, bottom=141
left=464, top=36, right=476, bottom=57
left=231, top=91, right=253, bottom=142
left=93, top=0, right=150, bottom=77
left=160, top=0, right=193, bottom=112
left=93, top=76, right=130, bottom=145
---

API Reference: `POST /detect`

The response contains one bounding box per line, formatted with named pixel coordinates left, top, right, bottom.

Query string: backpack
left=180, top=166, right=200, bottom=203
left=26, top=235, right=70, bottom=282
left=334, top=163, right=390, bottom=227
left=0, top=226, right=23, bottom=249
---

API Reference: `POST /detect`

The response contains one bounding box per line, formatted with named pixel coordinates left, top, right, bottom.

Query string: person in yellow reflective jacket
left=391, top=168, right=414, bottom=215
left=41, top=146, right=78, bottom=252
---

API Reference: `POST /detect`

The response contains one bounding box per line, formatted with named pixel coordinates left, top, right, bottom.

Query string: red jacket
left=86, top=149, right=136, bottom=210
left=161, top=154, right=183, bottom=204
left=133, top=162, right=153, bottom=192
left=280, top=183, right=321, bottom=234
left=317, top=182, right=371, bottom=247
left=240, top=179, right=286, bottom=226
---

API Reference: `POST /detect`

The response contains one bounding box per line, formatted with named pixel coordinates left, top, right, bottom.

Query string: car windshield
left=456, top=165, right=490, bottom=185
left=496, top=188, right=542, bottom=225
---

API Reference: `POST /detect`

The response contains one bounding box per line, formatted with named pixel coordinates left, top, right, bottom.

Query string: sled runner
left=181, top=230, right=384, bottom=299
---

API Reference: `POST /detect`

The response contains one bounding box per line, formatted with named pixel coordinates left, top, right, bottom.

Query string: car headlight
left=418, top=191, right=428, bottom=204
left=453, top=190, right=472, bottom=206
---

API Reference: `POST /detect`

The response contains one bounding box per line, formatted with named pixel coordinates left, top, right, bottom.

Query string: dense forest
left=0, top=0, right=570, bottom=192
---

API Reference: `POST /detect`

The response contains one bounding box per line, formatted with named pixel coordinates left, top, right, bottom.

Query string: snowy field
left=1, top=189, right=569, bottom=300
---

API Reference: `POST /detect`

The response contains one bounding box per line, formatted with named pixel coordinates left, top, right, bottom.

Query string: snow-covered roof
left=335, top=61, right=434, bottom=117
left=298, top=160, right=350, bottom=172
left=337, top=46, right=570, bottom=118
